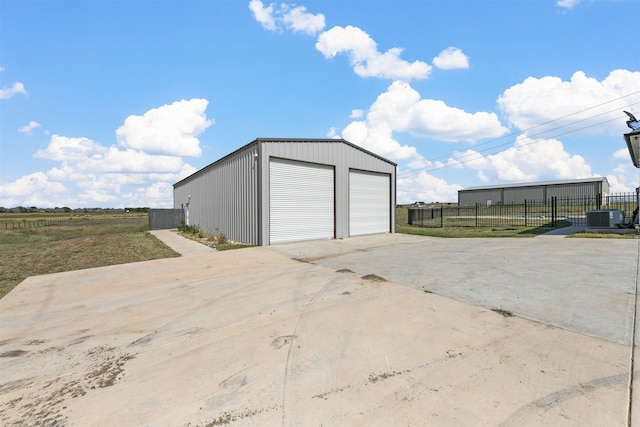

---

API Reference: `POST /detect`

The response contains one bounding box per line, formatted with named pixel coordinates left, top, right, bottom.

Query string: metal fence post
left=475, top=203, right=479, bottom=227
left=440, top=206, right=444, bottom=228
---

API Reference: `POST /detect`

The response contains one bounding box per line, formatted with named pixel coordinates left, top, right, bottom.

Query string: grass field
left=2, top=208, right=635, bottom=299
left=396, top=206, right=570, bottom=238
left=0, top=213, right=179, bottom=299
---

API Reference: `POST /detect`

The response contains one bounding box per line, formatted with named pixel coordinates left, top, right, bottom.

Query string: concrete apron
left=0, top=231, right=636, bottom=426
left=269, top=233, right=640, bottom=346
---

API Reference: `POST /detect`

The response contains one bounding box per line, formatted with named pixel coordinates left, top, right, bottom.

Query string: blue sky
left=1, top=0, right=639, bottom=208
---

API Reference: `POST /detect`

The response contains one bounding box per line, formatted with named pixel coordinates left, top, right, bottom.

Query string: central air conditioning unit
left=586, top=209, right=625, bottom=228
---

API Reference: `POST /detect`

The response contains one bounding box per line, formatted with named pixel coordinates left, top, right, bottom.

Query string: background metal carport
left=173, top=138, right=396, bottom=245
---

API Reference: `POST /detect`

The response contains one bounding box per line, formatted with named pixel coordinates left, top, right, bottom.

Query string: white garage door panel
left=270, top=160, right=334, bottom=244
left=350, top=171, right=390, bottom=236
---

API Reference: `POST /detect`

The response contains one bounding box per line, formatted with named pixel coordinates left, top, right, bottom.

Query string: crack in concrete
left=627, top=239, right=640, bottom=426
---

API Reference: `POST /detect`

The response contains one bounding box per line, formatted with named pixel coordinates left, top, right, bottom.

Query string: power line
left=424, top=90, right=640, bottom=166
left=422, top=115, right=622, bottom=175
left=397, top=93, right=640, bottom=180
left=427, top=104, right=637, bottom=173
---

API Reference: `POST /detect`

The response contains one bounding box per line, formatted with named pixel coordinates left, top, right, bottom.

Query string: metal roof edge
left=253, top=137, right=397, bottom=167
left=460, top=177, right=609, bottom=192
left=173, top=140, right=259, bottom=187
left=174, top=137, right=397, bottom=187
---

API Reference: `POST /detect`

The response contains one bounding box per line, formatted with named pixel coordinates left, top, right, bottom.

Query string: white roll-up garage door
left=349, top=170, right=390, bottom=236
left=270, top=159, right=335, bottom=244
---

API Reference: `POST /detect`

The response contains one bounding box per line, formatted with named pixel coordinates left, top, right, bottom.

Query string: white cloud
left=116, top=98, right=212, bottom=157
left=148, top=164, right=198, bottom=184
left=0, top=172, right=67, bottom=207
left=0, top=82, right=26, bottom=99
left=432, top=47, right=469, bottom=70
left=250, top=3, right=430, bottom=80
left=1, top=99, right=214, bottom=208
left=35, top=135, right=107, bottom=161
left=18, top=121, right=42, bottom=135
left=498, top=70, right=640, bottom=134
left=397, top=170, right=462, bottom=204
left=606, top=170, right=635, bottom=193
left=282, top=5, right=325, bottom=35
left=249, top=0, right=325, bottom=35
left=141, top=182, right=173, bottom=201
left=80, top=147, right=185, bottom=173
left=350, top=109, right=364, bottom=119
left=613, top=148, right=631, bottom=161
left=78, top=189, right=118, bottom=204
left=249, top=0, right=277, bottom=31
left=326, top=127, right=340, bottom=139
left=342, top=80, right=508, bottom=159
left=316, top=26, right=431, bottom=80
left=557, top=0, right=580, bottom=10
left=342, top=119, right=418, bottom=161
left=608, top=149, right=638, bottom=192
left=452, top=133, right=594, bottom=182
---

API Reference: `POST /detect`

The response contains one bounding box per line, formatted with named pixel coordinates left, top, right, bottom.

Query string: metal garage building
left=458, top=177, right=610, bottom=206
left=173, top=138, right=397, bottom=245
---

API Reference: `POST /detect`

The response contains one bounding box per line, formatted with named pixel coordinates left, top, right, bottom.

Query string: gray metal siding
left=458, top=179, right=607, bottom=206
left=546, top=182, right=601, bottom=199
left=459, top=189, right=503, bottom=206
left=174, top=143, right=260, bottom=245
left=174, top=138, right=396, bottom=246
left=504, top=187, right=544, bottom=203
left=258, top=140, right=396, bottom=244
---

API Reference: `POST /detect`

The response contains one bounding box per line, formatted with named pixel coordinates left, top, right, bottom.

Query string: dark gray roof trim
left=174, top=138, right=397, bottom=187
left=461, top=177, right=609, bottom=192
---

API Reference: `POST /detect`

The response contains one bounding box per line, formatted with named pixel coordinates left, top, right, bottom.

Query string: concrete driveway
left=1, top=230, right=638, bottom=426
left=269, top=233, right=640, bottom=345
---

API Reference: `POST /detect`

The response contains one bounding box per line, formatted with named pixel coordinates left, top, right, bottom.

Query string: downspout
left=256, top=140, right=263, bottom=246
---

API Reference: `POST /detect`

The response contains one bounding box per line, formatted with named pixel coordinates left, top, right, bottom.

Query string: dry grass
left=361, top=274, right=387, bottom=282
left=397, top=224, right=558, bottom=238
left=176, top=225, right=254, bottom=251
left=0, top=213, right=179, bottom=299
left=570, top=231, right=639, bottom=239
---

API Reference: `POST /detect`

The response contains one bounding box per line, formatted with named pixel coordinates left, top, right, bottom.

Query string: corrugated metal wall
left=259, top=140, right=396, bottom=245
left=458, top=189, right=503, bottom=206
left=504, top=187, right=544, bottom=203
left=458, top=179, right=607, bottom=206
left=174, top=142, right=260, bottom=245
left=546, top=182, right=603, bottom=199
left=174, top=139, right=396, bottom=246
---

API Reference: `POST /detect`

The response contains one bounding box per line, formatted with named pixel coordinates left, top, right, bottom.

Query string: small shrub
left=178, top=221, right=200, bottom=235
